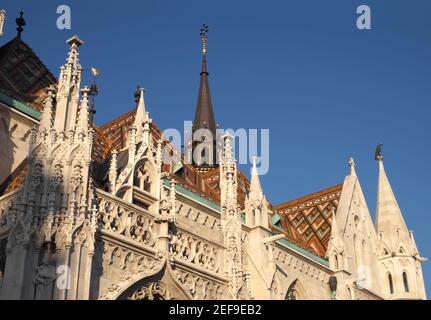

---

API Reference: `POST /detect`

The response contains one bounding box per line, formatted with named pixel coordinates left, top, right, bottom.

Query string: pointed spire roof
left=375, top=152, right=411, bottom=252
left=249, top=157, right=264, bottom=201
left=76, top=87, right=90, bottom=132
left=133, top=87, right=149, bottom=141
left=192, top=26, right=217, bottom=139
left=38, top=85, right=55, bottom=131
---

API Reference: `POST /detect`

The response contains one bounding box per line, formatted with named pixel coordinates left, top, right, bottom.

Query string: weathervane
left=16, top=11, right=25, bottom=39
left=200, top=24, right=209, bottom=55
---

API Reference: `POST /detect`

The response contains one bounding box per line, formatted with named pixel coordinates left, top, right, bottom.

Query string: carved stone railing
left=96, top=190, right=156, bottom=248
left=171, top=229, right=223, bottom=274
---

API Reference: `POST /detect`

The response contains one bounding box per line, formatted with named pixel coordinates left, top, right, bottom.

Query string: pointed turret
left=133, top=87, right=150, bottom=142
left=54, top=35, right=83, bottom=132
left=374, top=145, right=427, bottom=299
left=245, top=157, right=270, bottom=229
left=38, top=85, right=56, bottom=133
left=192, top=24, right=217, bottom=167
left=250, top=157, right=263, bottom=201
left=76, top=87, right=90, bottom=134
left=375, top=151, right=410, bottom=252
left=326, top=207, right=345, bottom=270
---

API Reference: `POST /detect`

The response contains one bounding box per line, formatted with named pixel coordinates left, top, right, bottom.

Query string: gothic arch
left=116, top=263, right=192, bottom=300
left=30, top=144, right=48, bottom=162
left=68, top=145, right=86, bottom=163
left=133, top=157, right=157, bottom=195
left=402, top=270, right=410, bottom=293
left=284, top=279, right=309, bottom=300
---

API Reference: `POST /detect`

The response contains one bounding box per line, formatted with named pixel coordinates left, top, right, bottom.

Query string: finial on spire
left=222, top=133, right=234, bottom=163
left=16, top=11, right=25, bottom=39
left=349, top=157, right=356, bottom=176
left=375, top=143, right=383, bottom=161
left=67, top=35, right=84, bottom=47
left=200, top=24, right=209, bottom=56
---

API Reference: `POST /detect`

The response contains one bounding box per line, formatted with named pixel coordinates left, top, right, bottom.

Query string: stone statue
left=34, top=253, right=56, bottom=300
left=329, top=276, right=338, bottom=300
left=375, top=143, right=383, bottom=161
left=0, top=10, right=5, bottom=38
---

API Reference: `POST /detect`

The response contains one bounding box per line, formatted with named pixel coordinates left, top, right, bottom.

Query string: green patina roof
left=0, top=92, right=41, bottom=121
left=272, top=213, right=281, bottom=227
left=163, top=178, right=221, bottom=212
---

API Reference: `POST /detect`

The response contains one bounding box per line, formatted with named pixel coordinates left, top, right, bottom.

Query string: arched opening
left=334, top=254, right=339, bottom=269
left=134, top=161, right=155, bottom=195
left=354, top=215, right=360, bottom=229
left=388, top=273, right=394, bottom=295
left=285, top=279, right=308, bottom=300
left=116, top=264, right=193, bottom=300
left=403, top=272, right=409, bottom=293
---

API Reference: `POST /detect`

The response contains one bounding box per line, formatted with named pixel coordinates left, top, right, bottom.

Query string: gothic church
left=0, top=13, right=427, bottom=300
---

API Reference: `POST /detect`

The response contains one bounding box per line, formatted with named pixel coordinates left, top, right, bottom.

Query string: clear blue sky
left=2, top=0, right=430, bottom=297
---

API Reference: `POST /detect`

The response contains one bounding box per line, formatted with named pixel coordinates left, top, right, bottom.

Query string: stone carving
left=174, top=268, right=226, bottom=300
left=171, top=231, right=221, bottom=273
left=219, top=134, right=248, bottom=299
left=129, top=281, right=169, bottom=300
left=99, top=246, right=163, bottom=300
left=98, top=196, right=156, bottom=247
left=34, top=253, right=56, bottom=300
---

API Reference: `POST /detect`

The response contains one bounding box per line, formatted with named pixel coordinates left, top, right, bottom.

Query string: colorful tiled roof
left=0, top=37, right=56, bottom=109
left=275, top=184, right=343, bottom=257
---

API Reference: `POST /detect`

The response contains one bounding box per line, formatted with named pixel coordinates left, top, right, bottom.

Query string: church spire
left=192, top=24, right=217, bottom=167
left=375, top=145, right=410, bottom=252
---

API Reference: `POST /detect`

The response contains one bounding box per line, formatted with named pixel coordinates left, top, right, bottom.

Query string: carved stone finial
left=348, top=157, right=356, bottom=176
left=67, top=34, right=84, bottom=47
